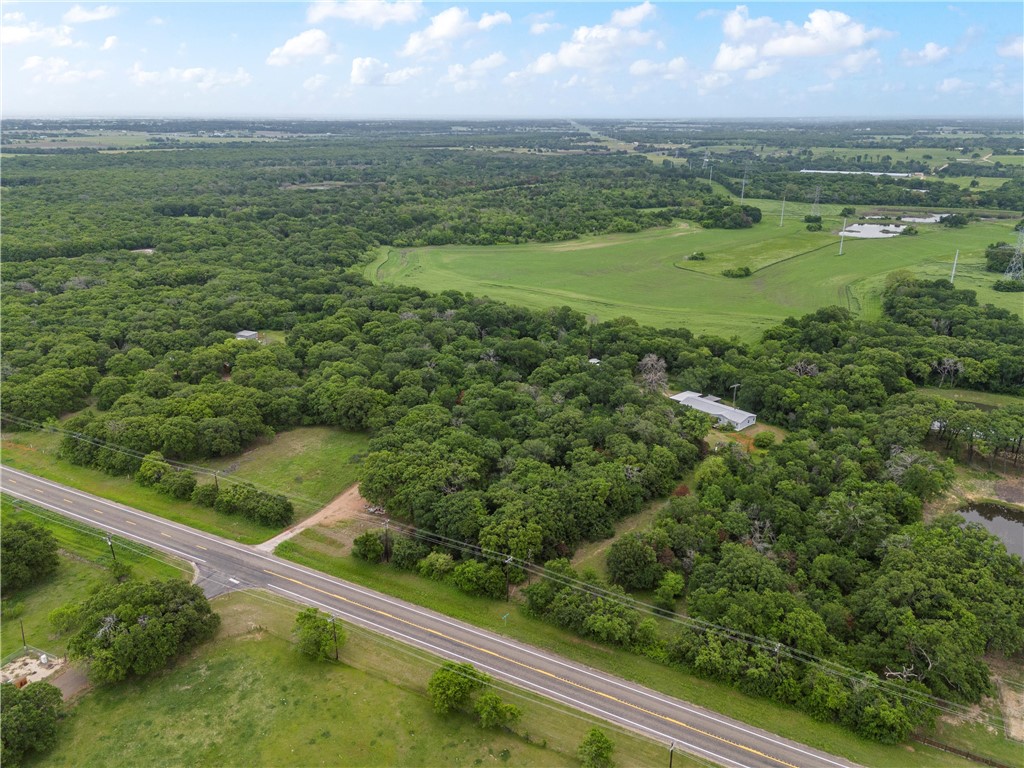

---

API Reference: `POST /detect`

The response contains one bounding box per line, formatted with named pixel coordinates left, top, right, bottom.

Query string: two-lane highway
left=2, top=467, right=861, bottom=768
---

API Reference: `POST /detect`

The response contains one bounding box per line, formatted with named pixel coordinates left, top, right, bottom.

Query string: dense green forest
left=1, top=122, right=1022, bottom=744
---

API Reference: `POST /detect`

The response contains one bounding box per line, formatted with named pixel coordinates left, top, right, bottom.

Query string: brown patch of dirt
left=256, top=484, right=370, bottom=552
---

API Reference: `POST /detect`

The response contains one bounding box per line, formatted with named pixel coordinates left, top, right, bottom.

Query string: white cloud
left=1, top=21, right=74, bottom=47
left=937, top=77, right=970, bottom=93
left=401, top=7, right=509, bottom=57
left=902, top=42, right=950, bottom=65
left=997, top=35, right=1023, bottom=58
left=442, top=51, right=507, bottom=91
left=722, top=5, right=776, bottom=42
left=713, top=43, right=758, bottom=72
left=697, top=71, right=731, bottom=95
left=610, top=1, right=655, bottom=29
left=808, top=82, right=836, bottom=93
left=629, top=56, right=686, bottom=80
left=148, top=17, right=165, bottom=26
left=511, top=3, right=656, bottom=79
left=760, top=10, right=887, bottom=58
left=303, top=74, right=329, bottom=91
left=308, top=1, right=421, bottom=28
left=22, top=56, right=104, bottom=84
left=530, top=22, right=560, bottom=35
left=100, top=35, right=117, bottom=51
left=129, top=62, right=252, bottom=91
left=745, top=60, right=779, bottom=80
left=267, top=29, right=332, bottom=66
left=350, top=56, right=422, bottom=85
left=828, top=48, right=880, bottom=78
left=63, top=5, right=118, bottom=24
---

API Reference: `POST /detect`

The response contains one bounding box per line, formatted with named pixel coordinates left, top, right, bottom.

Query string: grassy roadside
left=1, top=496, right=187, bottom=657
left=31, top=590, right=691, bottom=768
left=276, top=532, right=987, bottom=768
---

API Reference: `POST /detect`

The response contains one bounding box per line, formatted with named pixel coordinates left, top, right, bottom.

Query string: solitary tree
left=578, top=727, right=615, bottom=768
left=1, top=681, right=63, bottom=767
left=427, top=661, right=490, bottom=715
left=473, top=690, right=522, bottom=729
left=294, top=607, right=343, bottom=661
left=1, top=520, right=59, bottom=594
left=636, top=354, right=668, bottom=394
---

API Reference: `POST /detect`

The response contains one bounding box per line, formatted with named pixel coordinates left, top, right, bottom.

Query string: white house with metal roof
left=669, top=391, right=756, bottom=431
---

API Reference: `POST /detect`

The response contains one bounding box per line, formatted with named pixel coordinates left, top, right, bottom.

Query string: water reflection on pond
left=956, top=502, right=1024, bottom=558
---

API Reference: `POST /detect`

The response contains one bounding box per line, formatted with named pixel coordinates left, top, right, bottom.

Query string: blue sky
left=2, top=2, right=1021, bottom=118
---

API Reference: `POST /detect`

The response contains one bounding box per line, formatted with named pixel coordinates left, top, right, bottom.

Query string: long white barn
left=669, top=391, right=757, bottom=431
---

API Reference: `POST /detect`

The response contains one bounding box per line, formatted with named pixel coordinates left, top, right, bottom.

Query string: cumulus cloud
left=350, top=56, right=422, bottom=85
left=100, top=35, right=117, bottom=51
left=708, top=5, right=888, bottom=83
left=63, top=5, right=118, bottom=24
left=267, top=29, right=332, bottom=66
left=628, top=56, right=686, bottom=80
left=1, top=20, right=74, bottom=47
left=401, top=7, right=510, bottom=58
left=902, top=42, right=950, bottom=65
left=997, top=35, right=1023, bottom=58
left=697, top=71, right=731, bottom=95
left=713, top=43, right=758, bottom=72
left=303, top=74, right=329, bottom=91
left=22, top=55, right=104, bottom=84
left=442, top=51, right=507, bottom=91
left=509, top=2, right=656, bottom=80
left=610, top=1, right=655, bottom=28
left=760, top=10, right=887, bottom=58
left=308, top=0, right=421, bottom=28
left=129, top=62, right=252, bottom=91
left=530, top=22, right=559, bottom=35
left=937, top=77, right=970, bottom=93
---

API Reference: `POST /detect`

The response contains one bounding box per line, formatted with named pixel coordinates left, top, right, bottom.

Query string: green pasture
left=365, top=207, right=1022, bottom=341
left=199, top=426, right=369, bottom=513
left=1, top=496, right=186, bottom=658
left=918, top=387, right=1024, bottom=410
left=35, top=591, right=680, bottom=768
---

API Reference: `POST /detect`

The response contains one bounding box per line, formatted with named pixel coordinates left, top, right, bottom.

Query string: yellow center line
left=160, top=532, right=172, bottom=539
left=196, top=545, right=208, bottom=551
left=264, top=569, right=797, bottom=768
left=92, top=509, right=104, bottom=515
left=124, top=519, right=137, bottom=526
left=7, top=478, right=17, bottom=483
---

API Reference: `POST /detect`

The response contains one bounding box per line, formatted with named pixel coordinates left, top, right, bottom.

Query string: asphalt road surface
left=2, top=466, right=863, bottom=768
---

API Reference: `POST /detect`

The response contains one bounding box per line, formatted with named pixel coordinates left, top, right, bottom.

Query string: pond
left=956, top=502, right=1024, bottom=558
left=841, top=223, right=906, bottom=239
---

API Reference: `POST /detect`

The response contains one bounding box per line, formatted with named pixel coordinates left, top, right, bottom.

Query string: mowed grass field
left=36, top=591, right=683, bottom=768
left=366, top=202, right=1022, bottom=340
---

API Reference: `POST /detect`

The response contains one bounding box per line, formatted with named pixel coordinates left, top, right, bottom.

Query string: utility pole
left=383, top=519, right=391, bottom=563
left=20, top=620, right=27, bottom=649
left=331, top=616, right=339, bottom=661
left=779, top=195, right=786, bottom=227
left=730, top=383, right=741, bottom=408
left=504, top=555, right=513, bottom=602
left=950, top=249, right=959, bottom=283
left=104, top=534, right=117, bottom=562
left=669, top=741, right=675, bottom=768
left=839, top=217, right=847, bottom=255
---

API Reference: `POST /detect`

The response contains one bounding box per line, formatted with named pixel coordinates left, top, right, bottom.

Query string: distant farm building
left=234, top=330, right=260, bottom=342
left=669, top=391, right=757, bottom=431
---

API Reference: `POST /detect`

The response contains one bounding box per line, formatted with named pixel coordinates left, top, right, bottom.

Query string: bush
left=214, top=482, right=293, bottom=527
left=427, top=661, right=489, bottom=715
left=993, top=279, right=1024, bottom=292
left=190, top=483, right=219, bottom=507
left=418, top=551, right=455, bottom=580
left=607, top=534, right=662, bottom=590
left=157, top=470, right=197, bottom=500
left=578, top=728, right=614, bottom=768
left=352, top=530, right=385, bottom=563
left=804, top=215, right=822, bottom=223
left=450, top=560, right=506, bottom=599
left=294, top=607, right=342, bottom=661
left=721, top=266, right=752, bottom=278
left=687, top=252, right=706, bottom=261
left=806, top=222, right=823, bottom=232
left=753, top=431, right=776, bottom=449
left=390, top=534, right=430, bottom=570
left=1, top=520, right=59, bottom=594
left=1, top=681, right=63, bottom=767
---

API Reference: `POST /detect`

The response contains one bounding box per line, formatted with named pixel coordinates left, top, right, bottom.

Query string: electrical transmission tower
left=740, top=160, right=751, bottom=200
left=701, top=149, right=710, bottom=171
left=811, top=185, right=821, bottom=218
left=1005, top=229, right=1024, bottom=282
